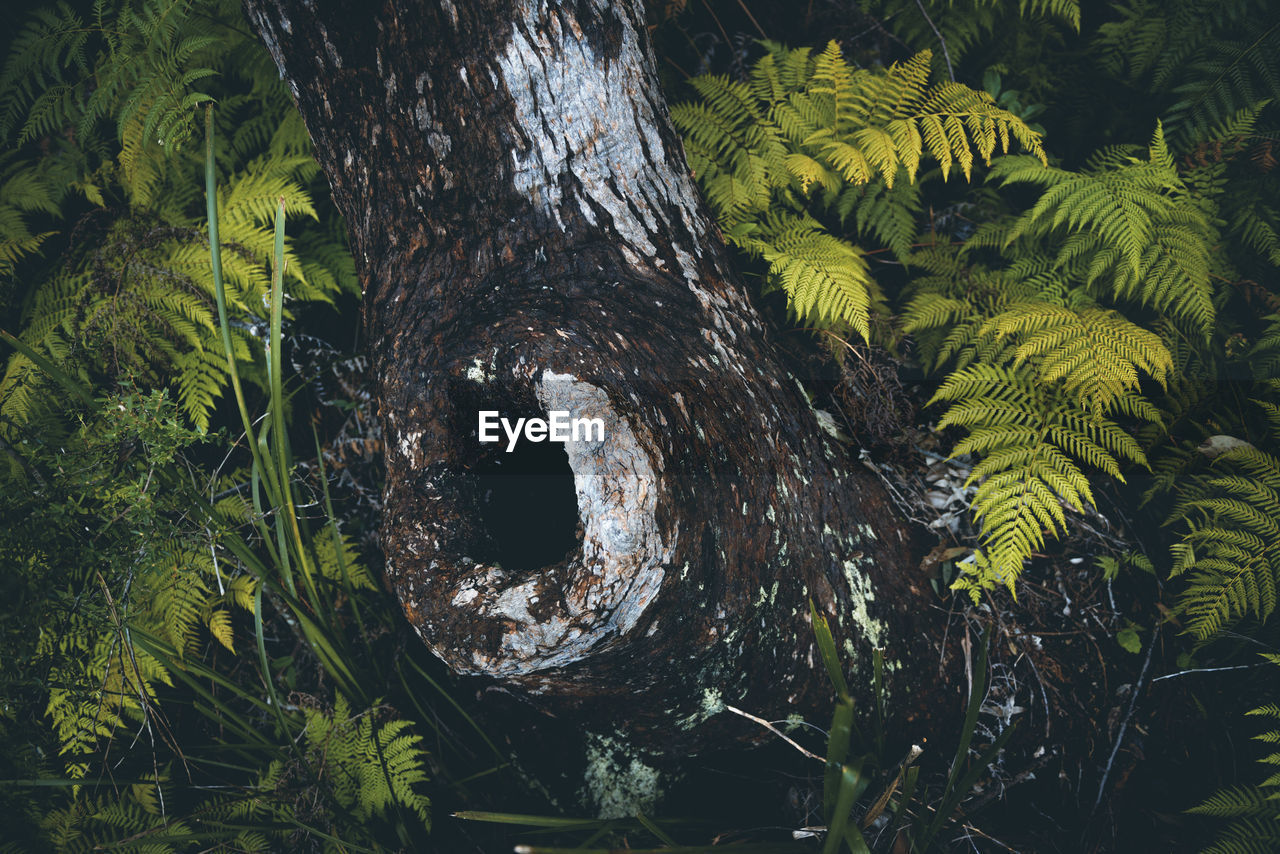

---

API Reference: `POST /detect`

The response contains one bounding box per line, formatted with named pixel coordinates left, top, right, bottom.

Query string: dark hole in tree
left=473, top=434, right=580, bottom=573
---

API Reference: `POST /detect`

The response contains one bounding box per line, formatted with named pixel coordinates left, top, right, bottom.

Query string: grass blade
left=810, top=599, right=850, bottom=700
left=947, top=626, right=990, bottom=796
left=823, top=760, right=870, bottom=854
left=205, top=106, right=276, bottom=507
left=825, top=698, right=854, bottom=823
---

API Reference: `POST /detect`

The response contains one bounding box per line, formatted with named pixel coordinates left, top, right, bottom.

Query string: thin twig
left=1016, top=649, right=1053, bottom=739
left=1092, top=623, right=1159, bottom=813
left=913, top=0, right=955, bottom=81
left=701, top=0, right=734, bottom=60
left=724, top=704, right=825, bottom=763
left=959, top=822, right=1019, bottom=851
left=734, top=0, right=767, bottom=39
left=1152, top=662, right=1272, bottom=682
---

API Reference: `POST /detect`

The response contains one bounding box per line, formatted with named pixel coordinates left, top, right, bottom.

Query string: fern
left=1253, top=318, right=1280, bottom=384
left=0, top=3, right=91, bottom=142
left=1, top=0, right=216, bottom=158
left=0, top=0, right=355, bottom=431
left=1188, top=655, right=1280, bottom=854
left=14, top=390, right=256, bottom=781
left=0, top=2, right=439, bottom=848
left=984, top=302, right=1172, bottom=413
left=296, top=695, right=432, bottom=827
left=0, top=152, right=59, bottom=280
left=673, top=41, right=1044, bottom=341
left=2, top=376, right=430, bottom=848
left=1095, top=0, right=1280, bottom=146
left=907, top=221, right=1177, bottom=597
left=1167, top=437, right=1280, bottom=639
left=736, top=211, right=878, bottom=338
left=931, top=355, right=1158, bottom=599
left=314, top=522, right=377, bottom=591
left=909, top=121, right=1254, bottom=600
left=859, top=0, right=1080, bottom=69
left=989, top=124, right=1217, bottom=334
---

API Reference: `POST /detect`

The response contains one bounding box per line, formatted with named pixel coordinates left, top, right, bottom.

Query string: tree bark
left=243, top=0, right=942, bottom=753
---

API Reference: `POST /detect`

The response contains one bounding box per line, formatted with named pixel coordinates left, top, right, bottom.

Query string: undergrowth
left=1, top=0, right=1278, bottom=851
left=671, top=1, right=1279, bottom=849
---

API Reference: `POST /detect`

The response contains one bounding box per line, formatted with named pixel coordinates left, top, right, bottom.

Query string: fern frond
left=1166, top=23, right=1280, bottom=145
left=998, top=156, right=1178, bottom=276
left=302, top=696, right=432, bottom=827
left=675, top=41, right=1044, bottom=340
left=0, top=153, right=61, bottom=286
left=1168, top=445, right=1280, bottom=637
left=1190, top=785, right=1278, bottom=818
left=932, top=351, right=1158, bottom=598
left=859, top=0, right=1079, bottom=70
left=984, top=302, right=1173, bottom=411
left=739, top=213, right=876, bottom=338
left=313, top=523, right=377, bottom=591
left=991, top=124, right=1218, bottom=334
left=0, top=2, right=89, bottom=141
left=1190, top=654, right=1280, bottom=853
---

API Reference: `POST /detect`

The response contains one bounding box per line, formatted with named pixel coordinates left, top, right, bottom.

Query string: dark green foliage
left=673, top=10, right=1279, bottom=848
left=675, top=19, right=1279, bottom=611
left=3, top=0, right=1280, bottom=850
left=0, top=2, right=448, bottom=850
left=857, top=1, right=1080, bottom=78
left=0, top=197, right=436, bottom=852
left=1187, top=656, right=1280, bottom=854
left=0, top=0, right=356, bottom=433
left=1094, top=0, right=1280, bottom=147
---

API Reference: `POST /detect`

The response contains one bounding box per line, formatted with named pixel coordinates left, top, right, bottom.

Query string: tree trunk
left=243, top=0, right=941, bottom=754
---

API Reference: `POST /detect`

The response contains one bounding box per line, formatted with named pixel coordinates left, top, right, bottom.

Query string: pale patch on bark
left=536, top=370, right=670, bottom=634
left=493, top=1, right=704, bottom=277
left=582, top=733, right=664, bottom=819
left=842, top=558, right=887, bottom=651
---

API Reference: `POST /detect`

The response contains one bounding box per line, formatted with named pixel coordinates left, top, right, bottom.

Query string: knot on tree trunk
left=393, top=361, right=675, bottom=678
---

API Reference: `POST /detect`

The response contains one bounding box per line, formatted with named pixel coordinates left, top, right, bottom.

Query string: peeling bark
left=243, top=0, right=943, bottom=752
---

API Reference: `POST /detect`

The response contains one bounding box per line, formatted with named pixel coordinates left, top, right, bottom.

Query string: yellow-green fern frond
left=140, top=543, right=253, bottom=656
left=996, top=159, right=1177, bottom=276
left=902, top=294, right=976, bottom=340
left=901, top=244, right=1047, bottom=370
left=1, top=149, right=339, bottom=431
left=932, top=361, right=1156, bottom=598
left=314, top=523, right=377, bottom=591
left=990, top=124, right=1217, bottom=334
left=41, top=608, right=173, bottom=778
left=301, top=696, right=432, bottom=827
left=984, top=302, right=1173, bottom=412
left=738, top=213, right=877, bottom=338
left=1120, top=219, right=1215, bottom=330
left=0, top=3, right=91, bottom=141
left=673, top=41, right=1044, bottom=340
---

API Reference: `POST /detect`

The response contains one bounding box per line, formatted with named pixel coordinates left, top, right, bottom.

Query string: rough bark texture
left=243, top=0, right=943, bottom=755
